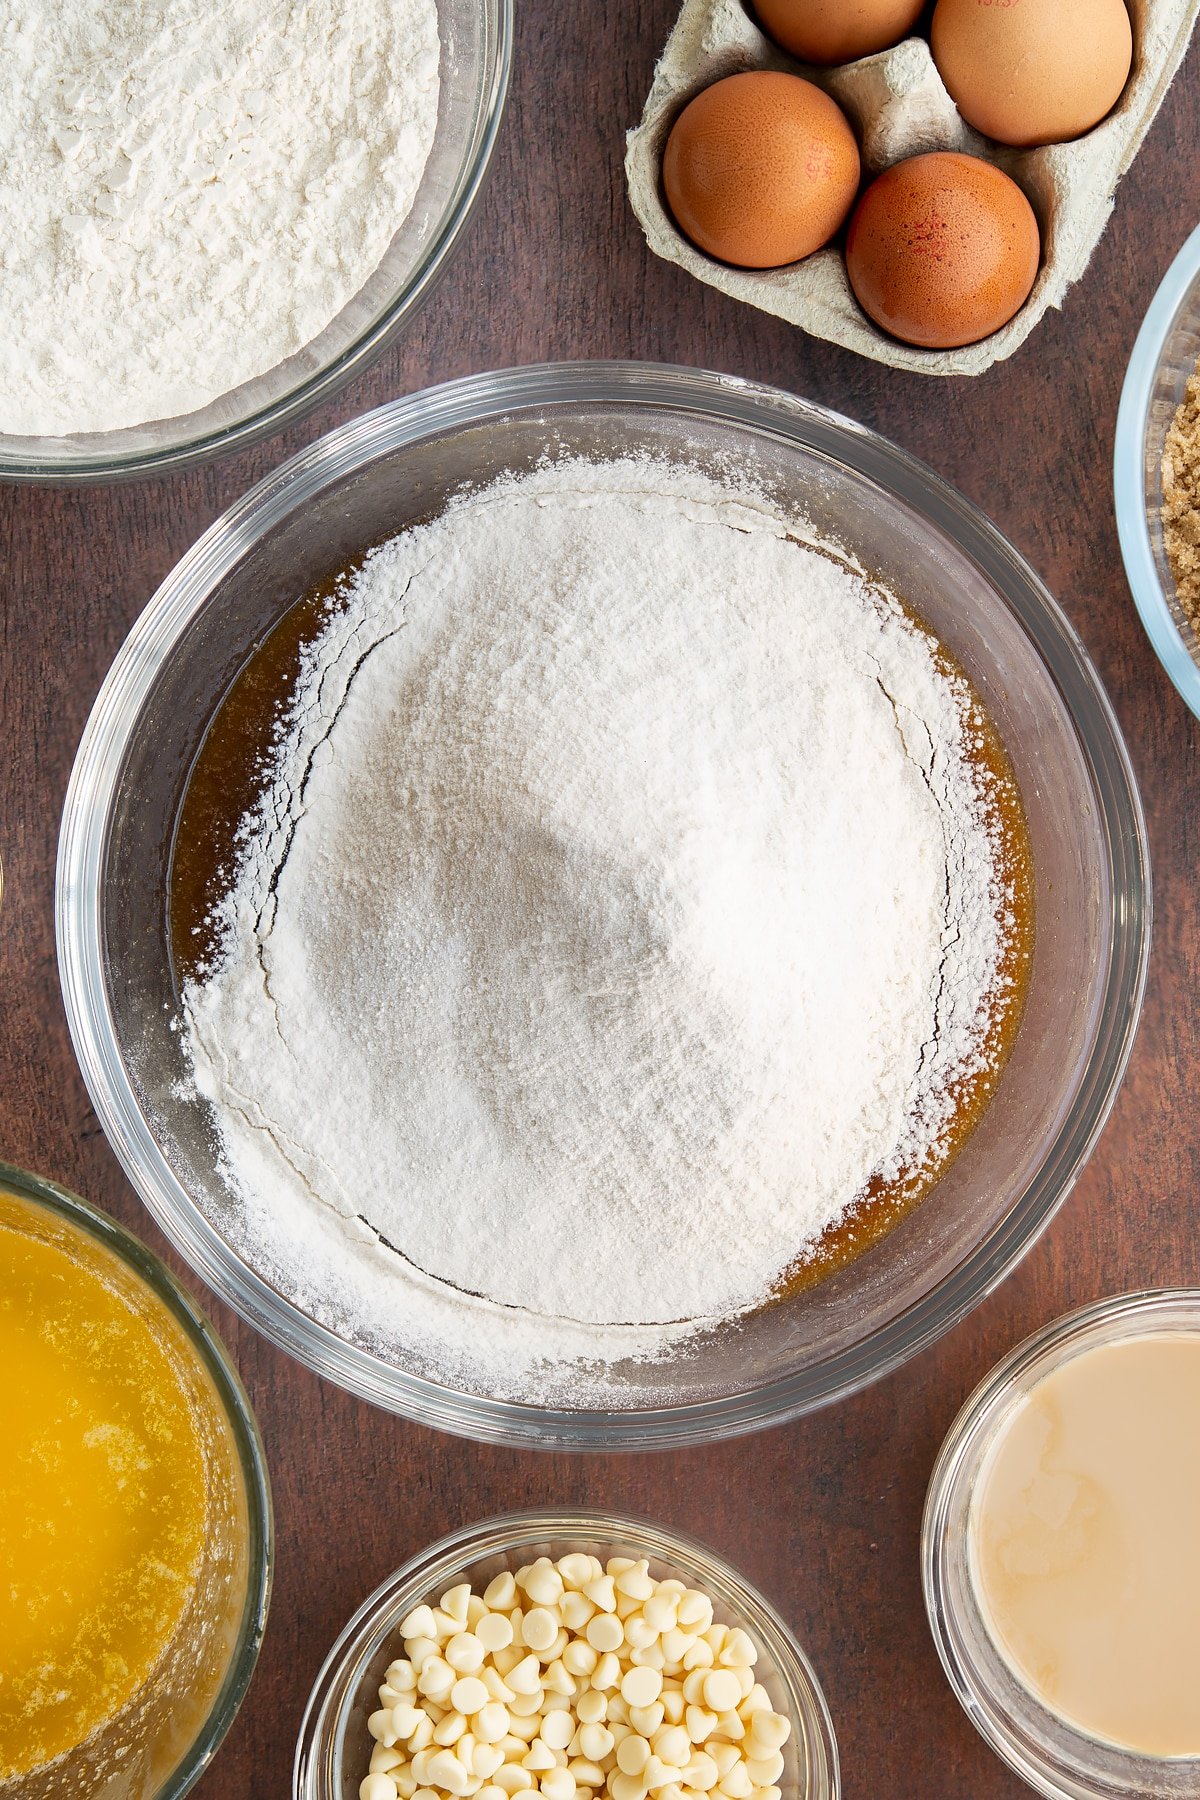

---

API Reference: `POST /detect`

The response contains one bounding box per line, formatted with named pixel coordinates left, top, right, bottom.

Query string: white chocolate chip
left=583, top=1575, right=617, bottom=1613
left=475, top=1703, right=510, bottom=1744
left=627, top=1704, right=665, bottom=1738
left=451, top=1678, right=489, bottom=1716
left=540, top=1712, right=576, bottom=1752
left=687, top=1753, right=720, bottom=1791
left=718, top=1631, right=755, bottom=1669
left=484, top=1574, right=518, bottom=1611
left=446, top=1591, right=474, bottom=1634
left=507, top=1655, right=542, bottom=1696
left=426, top=1752, right=472, bottom=1796
left=556, top=1554, right=594, bottom=1591
left=362, top=1775, right=399, bottom=1800
left=562, top=1640, right=598, bottom=1679
left=643, top=1594, right=677, bottom=1634
left=447, top=1635, right=486, bottom=1674
left=409, top=1715, right=436, bottom=1752
left=614, top=1565, right=655, bottom=1603
left=522, top=1610, right=559, bottom=1653
left=590, top=1651, right=621, bottom=1691
left=717, top=1764, right=752, bottom=1800
left=701, top=1672, right=742, bottom=1714
left=494, top=1769, right=532, bottom=1795
left=738, top=1685, right=771, bottom=1720
left=585, top=1615, right=624, bottom=1655
left=745, top=1706, right=786, bottom=1746
left=651, top=1726, right=689, bottom=1768
left=402, top=1606, right=438, bottom=1641
left=621, top=1668, right=663, bottom=1709
left=577, top=1723, right=613, bottom=1762
left=477, top=1614, right=515, bottom=1654
left=524, top=1562, right=565, bottom=1606
left=743, top=1752, right=785, bottom=1786
left=685, top=1706, right=717, bottom=1744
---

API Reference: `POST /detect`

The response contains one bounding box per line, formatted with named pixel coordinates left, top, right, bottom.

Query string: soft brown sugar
left=1161, top=371, right=1200, bottom=638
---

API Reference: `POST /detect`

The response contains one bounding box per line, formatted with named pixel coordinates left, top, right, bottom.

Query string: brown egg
left=931, top=0, right=1133, bottom=148
left=845, top=152, right=1040, bottom=349
left=754, top=0, right=926, bottom=66
left=662, top=72, right=861, bottom=269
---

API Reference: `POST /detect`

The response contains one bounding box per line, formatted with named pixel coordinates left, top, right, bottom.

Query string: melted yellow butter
left=0, top=1192, right=208, bottom=1780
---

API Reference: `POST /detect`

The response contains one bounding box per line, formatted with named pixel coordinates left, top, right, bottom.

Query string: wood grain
left=3, top=6, right=1199, bottom=1796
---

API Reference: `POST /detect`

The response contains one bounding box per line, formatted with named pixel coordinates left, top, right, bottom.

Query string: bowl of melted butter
left=0, top=1160, right=271, bottom=1799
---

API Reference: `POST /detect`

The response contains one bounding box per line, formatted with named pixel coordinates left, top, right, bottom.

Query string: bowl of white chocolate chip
left=293, top=1510, right=839, bottom=1800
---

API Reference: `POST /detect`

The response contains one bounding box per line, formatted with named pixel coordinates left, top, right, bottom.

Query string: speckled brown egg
left=931, top=0, right=1133, bottom=148
left=845, top=152, right=1040, bottom=348
left=662, top=71, right=861, bottom=269
left=754, top=0, right=926, bottom=66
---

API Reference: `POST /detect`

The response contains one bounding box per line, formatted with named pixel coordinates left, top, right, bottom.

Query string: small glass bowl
left=922, top=1290, right=1200, bottom=1800
left=0, top=1158, right=273, bottom=1800
left=0, top=0, right=510, bottom=482
left=293, top=1509, right=839, bottom=1800
left=1114, top=220, right=1200, bottom=720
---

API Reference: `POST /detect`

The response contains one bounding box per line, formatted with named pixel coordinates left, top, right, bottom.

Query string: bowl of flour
left=0, top=0, right=510, bottom=479
left=57, top=364, right=1150, bottom=1446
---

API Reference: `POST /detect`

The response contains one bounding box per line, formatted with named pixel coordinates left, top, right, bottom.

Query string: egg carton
left=625, top=0, right=1198, bottom=374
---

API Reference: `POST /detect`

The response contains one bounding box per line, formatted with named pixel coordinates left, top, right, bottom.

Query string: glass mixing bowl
left=1115, top=220, right=1200, bottom=720
left=57, top=361, right=1150, bottom=1448
left=0, top=0, right=510, bottom=483
left=0, top=1158, right=273, bottom=1800
left=293, top=1510, right=839, bottom=1800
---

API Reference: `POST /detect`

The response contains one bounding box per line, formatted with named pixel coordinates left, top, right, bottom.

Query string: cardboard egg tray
left=625, top=0, right=1199, bottom=374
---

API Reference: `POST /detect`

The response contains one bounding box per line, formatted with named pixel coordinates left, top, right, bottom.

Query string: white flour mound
left=1, top=0, right=438, bottom=437
left=182, top=458, right=1009, bottom=1402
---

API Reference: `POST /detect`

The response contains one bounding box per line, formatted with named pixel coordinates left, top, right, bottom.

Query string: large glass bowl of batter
left=56, top=362, right=1150, bottom=1447
left=0, top=0, right=510, bottom=483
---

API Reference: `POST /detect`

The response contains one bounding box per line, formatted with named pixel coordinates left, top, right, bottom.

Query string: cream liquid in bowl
left=970, top=1332, right=1200, bottom=1759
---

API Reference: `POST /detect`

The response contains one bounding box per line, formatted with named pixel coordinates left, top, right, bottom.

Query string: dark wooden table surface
left=4, top=7, right=1199, bottom=1796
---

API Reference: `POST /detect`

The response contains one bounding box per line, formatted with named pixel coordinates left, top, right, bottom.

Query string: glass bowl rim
left=0, top=1156, right=275, bottom=1800
left=0, top=0, right=513, bottom=484
left=1113, top=218, right=1200, bottom=722
left=56, top=358, right=1151, bottom=1449
left=291, top=1505, right=840, bottom=1800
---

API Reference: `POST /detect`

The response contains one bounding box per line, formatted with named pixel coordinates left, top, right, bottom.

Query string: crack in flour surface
left=181, top=458, right=1012, bottom=1403
left=2, top=0, right=438, bottom=436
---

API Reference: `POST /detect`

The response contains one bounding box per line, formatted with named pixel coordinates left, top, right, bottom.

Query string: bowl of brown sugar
left=59, top=362, right=1149, bottom=1448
